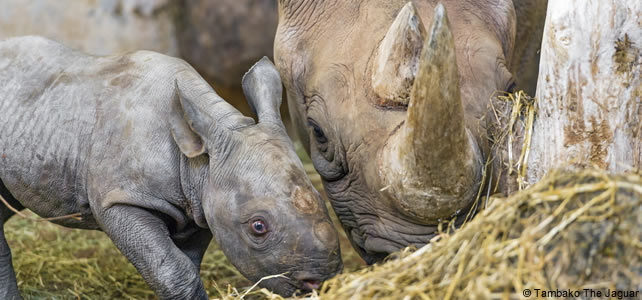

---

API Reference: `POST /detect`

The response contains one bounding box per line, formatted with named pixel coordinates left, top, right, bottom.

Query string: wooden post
left=525, top=0, right=641, bottom=184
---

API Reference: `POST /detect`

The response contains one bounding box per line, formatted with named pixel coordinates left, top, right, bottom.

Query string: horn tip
left=400, top=1, right=415, bottom=13
left=434, top=3, right=446, bottom=16
left=432, top=3, right=451, bottom=29
left=370, top=0, right=426, bottom=105
left=397, top=2, right=422, bottom=25
left=426, top=2, right=453, bottom=51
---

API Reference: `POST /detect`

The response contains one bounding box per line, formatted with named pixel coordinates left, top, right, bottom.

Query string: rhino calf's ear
left=169, top=81, right=215, bottom=158
left=242, top=57, right=284, bottom=127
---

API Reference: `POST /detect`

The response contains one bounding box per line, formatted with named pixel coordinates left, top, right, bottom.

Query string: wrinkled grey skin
left=274, top=0, right=524, bottom=264
left=0, top=36, right=341, bottom=299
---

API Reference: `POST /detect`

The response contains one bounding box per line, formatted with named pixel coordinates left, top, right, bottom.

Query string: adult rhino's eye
left=308, top=119, right=327, bottom=144
left=505, top=81, right=517, bottom=94
left=250, top=219, right=268, bottom=236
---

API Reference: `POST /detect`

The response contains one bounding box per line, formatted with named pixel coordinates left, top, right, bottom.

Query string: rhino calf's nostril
left=302, top=279, right=322, bottom=291
left=314, top=221, right=338, bottom=251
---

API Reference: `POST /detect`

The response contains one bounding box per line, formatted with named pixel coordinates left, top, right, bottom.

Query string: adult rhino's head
left=170, top=58, right=342, bottom=295
left=275, top=0, right=516, bottom=263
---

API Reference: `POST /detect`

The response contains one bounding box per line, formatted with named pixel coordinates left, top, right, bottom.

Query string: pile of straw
left=6, top=215, right=250, bottom=299
left=311, top=169, right=641, bottom=299
left=8, top=90, right=641, bottom=299
left=215, top=91, right=641, bottom=299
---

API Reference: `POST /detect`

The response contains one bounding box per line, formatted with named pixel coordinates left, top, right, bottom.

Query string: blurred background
left=0, top=0, right=364, bottom=298
left=0, top=0, right=277, bottom=117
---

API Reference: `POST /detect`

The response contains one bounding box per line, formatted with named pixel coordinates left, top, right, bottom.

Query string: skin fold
left=274, top=0, right=546, bottom=264
left=0, top=36, right=341, bottom=299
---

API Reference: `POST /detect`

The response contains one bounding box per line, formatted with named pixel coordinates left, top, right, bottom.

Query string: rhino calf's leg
left=173, top=228, right=212, bottom=271
left=0, top=180, right=22, bottom=300
left=0, top=222, right=20, bottom=300
left=97, top=204, right=207, bottom=300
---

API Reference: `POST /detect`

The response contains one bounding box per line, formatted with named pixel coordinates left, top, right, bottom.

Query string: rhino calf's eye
left=251, top=219, right=268, bottom=236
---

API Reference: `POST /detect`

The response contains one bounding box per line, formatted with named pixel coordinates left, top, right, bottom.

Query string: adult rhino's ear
left=371, top=2, right=426, bottom=106
left=242, top=57, right=284, bottom=129
left=169, top=81, right=214, bottom=158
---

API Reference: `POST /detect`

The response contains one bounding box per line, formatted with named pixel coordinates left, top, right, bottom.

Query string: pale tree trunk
left=525, top=0, right=641, bottom=184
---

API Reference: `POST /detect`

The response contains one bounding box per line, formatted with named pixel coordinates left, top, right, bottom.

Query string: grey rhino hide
left=274, top=0, right=520, bottom=263
left=0, top=36, right=341, bottom=299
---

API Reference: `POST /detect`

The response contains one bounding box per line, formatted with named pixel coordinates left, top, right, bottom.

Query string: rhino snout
left=314, top=221, right=339, bottom=253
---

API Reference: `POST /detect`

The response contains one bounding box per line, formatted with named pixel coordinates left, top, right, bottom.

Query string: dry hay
left=6, top=92, right=641, bottom=299
left=215, top=92, right=641, bottom=299
left=208, top=169, right=642, bottom=300
left=291, top=91, right=641, bottom=300
left=486, top=90, right=537, bottom=196
left=5, top=215, right=250, bottom=299
left=309, top=169, right=641, bottom=300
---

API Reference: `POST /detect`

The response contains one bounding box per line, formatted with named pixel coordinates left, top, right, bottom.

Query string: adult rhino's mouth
left=360, top=237, right=409, bottom=264
left=342, top=211, right=442, bottom=264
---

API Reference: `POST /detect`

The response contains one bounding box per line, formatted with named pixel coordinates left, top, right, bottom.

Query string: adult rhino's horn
left=380, top=3, right=482, bottom=224
left=371, top=2, right=426, bottom=106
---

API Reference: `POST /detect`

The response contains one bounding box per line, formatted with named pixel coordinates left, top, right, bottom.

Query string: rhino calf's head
left=170, top=58, right=342, bottom=295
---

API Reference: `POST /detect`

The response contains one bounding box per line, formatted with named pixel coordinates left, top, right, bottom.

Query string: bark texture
left=526, top=0, right=641, bottom=183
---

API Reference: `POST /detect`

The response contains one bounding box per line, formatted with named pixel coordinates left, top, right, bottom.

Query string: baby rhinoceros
left=0, top=36, right=342, bottom=299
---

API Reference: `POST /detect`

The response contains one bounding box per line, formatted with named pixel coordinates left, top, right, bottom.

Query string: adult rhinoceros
left=273, top=0, right=544, bottom=263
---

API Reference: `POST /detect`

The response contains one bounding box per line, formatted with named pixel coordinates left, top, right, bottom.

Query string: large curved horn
left=371, top=2, right=426, bottom=106
left=380, top=3, right=482, bottom=224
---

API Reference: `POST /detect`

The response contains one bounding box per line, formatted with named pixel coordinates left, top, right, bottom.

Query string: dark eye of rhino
left=308, top=118, right=327, bottom=144
left=250, top=218, right=268, bottom=236
left=506, top=81, right=517, bottom=94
